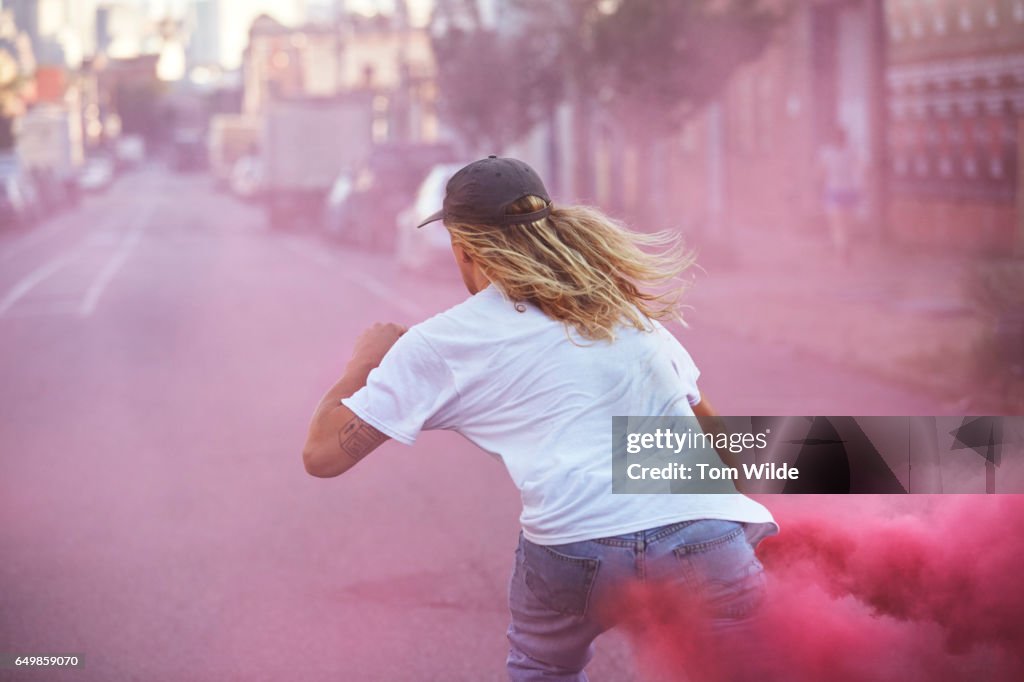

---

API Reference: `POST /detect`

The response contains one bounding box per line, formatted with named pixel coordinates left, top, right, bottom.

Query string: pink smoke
left=615, top=496, right=1024, bottom=681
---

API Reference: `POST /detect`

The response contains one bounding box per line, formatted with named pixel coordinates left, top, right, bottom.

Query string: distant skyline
left=118, top=1, right=425, bottom=69
left=0, top=0, right=433, bottom=70
left=195, top=0, right=434, bottom=69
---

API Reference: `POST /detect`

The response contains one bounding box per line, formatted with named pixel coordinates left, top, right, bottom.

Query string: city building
left=490, top=1, right=1022, bottom=256
left=241, top=10, right=437, bottom=144
left=885, top=0, right=1024, bottom=253
left=619, top=0, right=1023, bottom=254
left=187, top=0, right=221, bottom=69
left=5, top=0, right=69, bottom=65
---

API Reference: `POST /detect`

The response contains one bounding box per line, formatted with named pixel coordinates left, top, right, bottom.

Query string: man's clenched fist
left=349, top=322, right=407, bottom=371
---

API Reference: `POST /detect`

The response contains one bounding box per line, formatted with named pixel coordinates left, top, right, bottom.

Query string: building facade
left=619, top=0, right=1023, bottom=254
left=241, top=12, right=437, bottom=145
left=885, top=0, right=1024, bottom=253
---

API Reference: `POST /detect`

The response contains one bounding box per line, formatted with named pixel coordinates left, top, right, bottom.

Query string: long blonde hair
left=445, top=195, right=695, bottom=342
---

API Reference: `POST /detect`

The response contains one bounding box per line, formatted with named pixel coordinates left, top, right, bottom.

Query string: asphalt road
left=0, top=167, right=956, bottom=681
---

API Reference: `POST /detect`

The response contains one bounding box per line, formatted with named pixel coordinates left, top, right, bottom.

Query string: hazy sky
left=101, top=0, right=431, bottom=68
left=217, top=0, right=433, bottom=68
left=0, top=0, right=432, bottom=69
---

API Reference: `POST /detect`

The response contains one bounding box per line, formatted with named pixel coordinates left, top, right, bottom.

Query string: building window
left=985, top=6, right=998, bottom=27
left=1014, top=1, right=1024, bottom=22
left=1001, top=120, right=1015, bottom=143
left=990, top=157, right=1004, bottom=178
left=939, top=156, right=954, bottom=177
left=785, top=94, right=801, bottom=118
left=933, top=12, right=946, bottom=34
left=914, top=155, right=930, bottom=176
left=959, top=7, right=972, bottom=30
left=964, top=156, right=978, bottom=178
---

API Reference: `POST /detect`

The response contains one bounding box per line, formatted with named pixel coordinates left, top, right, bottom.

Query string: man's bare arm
left=304, top=401, right=388, bottom=478
left=302, top=323, right=405, bottom=478
left=338, top=414, right=388, bottom=463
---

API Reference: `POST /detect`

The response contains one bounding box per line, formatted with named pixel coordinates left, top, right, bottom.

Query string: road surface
left=0, top=167, right=955, bottom=681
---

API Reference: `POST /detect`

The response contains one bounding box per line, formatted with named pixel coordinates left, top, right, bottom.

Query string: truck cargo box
left=262, top=93, right=374, bottom=230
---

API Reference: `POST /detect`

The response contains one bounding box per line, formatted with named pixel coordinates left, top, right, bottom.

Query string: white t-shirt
left=343, top=284, right=778, bottom=545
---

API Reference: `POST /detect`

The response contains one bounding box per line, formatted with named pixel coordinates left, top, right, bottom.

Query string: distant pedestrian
left=817, top=126, right=864, bottom=263
left=302, top=156, right=778, bottom=681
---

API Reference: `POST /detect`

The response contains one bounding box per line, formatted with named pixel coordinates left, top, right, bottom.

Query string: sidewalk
left=681, top=225, right=1010, bottom=411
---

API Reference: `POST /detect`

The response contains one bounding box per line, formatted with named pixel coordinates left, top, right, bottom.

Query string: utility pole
left=865, top=0, right=888, bottom=245
left=707, top=100, right=724, bottom=239
left=1017, top=118, right=1024, bottom=256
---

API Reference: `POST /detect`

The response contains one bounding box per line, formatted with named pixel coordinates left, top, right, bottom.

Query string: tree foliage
left=589, top=0, right=786, bottom=132
left=431, top=0, right=789, bottom=147
left=430, top=15, right=562, bottom=153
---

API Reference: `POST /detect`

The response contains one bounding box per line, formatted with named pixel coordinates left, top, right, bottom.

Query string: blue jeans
left=507, top=519, right=772, bottom=681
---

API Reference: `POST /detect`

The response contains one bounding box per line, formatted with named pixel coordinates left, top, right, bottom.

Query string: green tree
left=590, top=0, right=784, bottom=133
left=527, top=0, right=787, bottom=207
left=431, top=0, right=788, bottom=207
left=430, top=2, right=562, bottom=153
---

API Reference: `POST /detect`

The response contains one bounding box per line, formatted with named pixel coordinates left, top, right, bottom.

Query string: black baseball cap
left=416, top=155, right=552, bottom=228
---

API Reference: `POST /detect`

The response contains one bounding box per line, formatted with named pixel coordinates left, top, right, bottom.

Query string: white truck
left=261, top=93, right=375, bottom=230
left=15, top=104, right=84, bottom=208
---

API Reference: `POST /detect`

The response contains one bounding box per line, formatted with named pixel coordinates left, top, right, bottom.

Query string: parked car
left=323, top=143, right=456, bottom=250
left=78, top=156, right=115, bottom=192
left=208, top=115, right=260, bottom=188
left=323, top=172, right=354, bottom=237
left=115, top=135, right=146, bottom=169
left=32, top=166, right=82, bottom=214
left=0, top=155, right=43, bottom=224
left=0, top=174, right=30, bottom=228
left=229, top=154, right=264, bottom=201
left=395, top=163, right=465, bottom=275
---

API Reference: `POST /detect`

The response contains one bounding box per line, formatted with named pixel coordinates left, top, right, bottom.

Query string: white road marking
left=0, top=251, right=81, bottom=317
left=281, top=237, right=423, bottom=319
left=77, top=201, right=157, bottom=318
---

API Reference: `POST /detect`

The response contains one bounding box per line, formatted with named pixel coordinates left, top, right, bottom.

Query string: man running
left=302, top=156, right=778, bottom=681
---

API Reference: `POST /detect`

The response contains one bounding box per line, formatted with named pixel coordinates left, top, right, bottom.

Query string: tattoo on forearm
left=338, top=417, right=387, bottom=462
